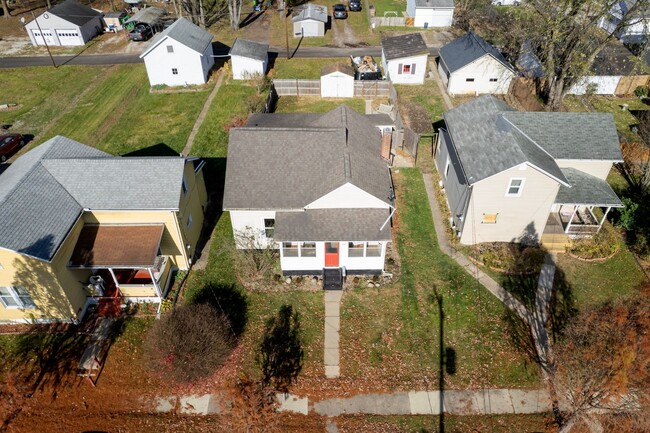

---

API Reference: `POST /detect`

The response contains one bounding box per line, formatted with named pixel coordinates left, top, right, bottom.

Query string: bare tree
left=1, top=0, right=9, bottom=18
left=228, top=0, right=243, bottom=30
left=552, top=285, right=650, bottom=433
left=178, top=0, right=227, bottom=27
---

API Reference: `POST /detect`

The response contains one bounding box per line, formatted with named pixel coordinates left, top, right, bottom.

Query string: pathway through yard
left=181, top=70, right=225, bottom=156
left=324, top=290, right=342, bottom=378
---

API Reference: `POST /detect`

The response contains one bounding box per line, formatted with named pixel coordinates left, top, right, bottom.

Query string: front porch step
left=541, top=233, right=570, bottom=254
left=323, top=268, right=343, bottom=291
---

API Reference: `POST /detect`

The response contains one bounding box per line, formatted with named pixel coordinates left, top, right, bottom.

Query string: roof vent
left=344, top=153, right=352, bottom=179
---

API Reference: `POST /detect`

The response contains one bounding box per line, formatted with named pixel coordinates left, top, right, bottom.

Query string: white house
left=435, top=96, right=623, bottom=246
left=320, top=64, right=355, bottom=98
left=438, top=32, right=516, bottom=96
left=406, top=0, right=454, bottom=28
left=292, top=4, right=328, bottom=37
left=229, top=38, right=269, bottom=80
left=140, top=18, right=214, bottom=87
left=25, top=0, right=102, bottom=47
left=223, top=106, right=395, bottom=281
left=599, top=0, right=650, bottom=43
left=381, top=33, right=429, bottom=85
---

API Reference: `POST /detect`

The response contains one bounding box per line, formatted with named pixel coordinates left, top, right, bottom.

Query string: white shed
left=381, top=33, right=429, bottom=85
left=291, top=4, right=328, bottom=37
left=438, top=32, right=516, bottom=96
left=321, top=64, right=355, bottom=98
left=230, top=38, right=269, bottom=80
left=25, top=0, right=102, bottom=47
left=406, top=0, right=454, bottom=28
left=140, top=18, right=215, bottom=87
left=568, top=42, right=638, bottom=95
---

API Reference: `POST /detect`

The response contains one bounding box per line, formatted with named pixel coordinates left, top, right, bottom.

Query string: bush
left=145, top=303, right=234, bottom=383
left=614, top=197, right=639, bottom=231
left=634, top=85, right=650, bottom=98
left=566, top=224, right=620, bottom=260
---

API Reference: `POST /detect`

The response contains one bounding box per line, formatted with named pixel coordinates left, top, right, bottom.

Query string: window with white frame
left=0, top=286, right=36, bottom=309
left=466, top=78, right=475, bottom=82
left=366, top=241, right=381, bottom=257
left=348, top=242, right=364, bottom=257
left=347, top=242, right=382, bottom=257
left=300, top=242, right=316, bottom=257
left=506, top=178, right=525, bottom=196
left=172, top=68, right=178, bottom=75
left=398, top=63, right=416, bottom=75
left=282, top=242, right=299, bottom=257
left=489, top=78, right=498, bottom=82
left=167, top=45, right=174, bottom=53
left=264, top=219, right=275, bottom=238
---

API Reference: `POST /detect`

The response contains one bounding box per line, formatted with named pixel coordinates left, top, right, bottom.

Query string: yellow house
left=0, top=136, right=208, bottom=324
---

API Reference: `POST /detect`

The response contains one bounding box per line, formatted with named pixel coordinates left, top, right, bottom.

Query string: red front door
left=324, top=242, right=339, bottom=267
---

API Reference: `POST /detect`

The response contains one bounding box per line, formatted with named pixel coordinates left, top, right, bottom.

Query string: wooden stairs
left=541, top=233, right=570, bottom=254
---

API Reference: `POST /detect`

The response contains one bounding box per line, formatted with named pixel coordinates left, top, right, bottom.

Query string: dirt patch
left=400, top=100, right=432, bottom=134
left=241, top=10, right=272, bottom=44
left=331, top=19, right=360, bottom=47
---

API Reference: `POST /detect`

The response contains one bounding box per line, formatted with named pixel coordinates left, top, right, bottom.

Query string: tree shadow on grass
left=186, top=283, right=248, bottom=337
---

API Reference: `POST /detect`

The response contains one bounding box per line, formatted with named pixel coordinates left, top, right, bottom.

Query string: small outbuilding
left=381, top=33, right=429, bottom=85
left=25, top=0, right=102, bottom=46
left=321, top=64, right=355, bottom=98
left=124, top=7, right=167, bottom=31
left=406, top=0, right=454, bottom=28
left=102, top=11, right=129, bottom=32
left=438, top=31, right=516, bottom=96
left=291, top=4, right=328, bottom=37
left=140, top=18, right=214, bottom=87
left=229, top=38, right=269, bottom=80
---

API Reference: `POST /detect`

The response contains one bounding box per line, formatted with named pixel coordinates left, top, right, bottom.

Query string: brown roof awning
left=69, top=225, right=165, bottom=268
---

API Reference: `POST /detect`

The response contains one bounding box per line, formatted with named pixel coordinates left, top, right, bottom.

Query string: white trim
left=0, top=286, right=37, bottom=309
left=505, top=177, right=526, bottom=197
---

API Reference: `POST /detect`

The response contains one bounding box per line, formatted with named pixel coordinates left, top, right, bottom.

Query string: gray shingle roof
left=590, top=42, right=639, bottom=76
left=291, top=3, right=328, bottom=23
left=47, top=0, right=101, bottom=26
left=322, top=63, right=355, bottom=76
left=229, top=38, right=269, bottom=61
left=414, top=0, right=454, bottom=8
left=223, top=105, right=392, bottom=210
left=443, top=96, right=622, bottom=187
left=274, top=209, right=392, bottom=241
left=141, top=17, right=213, bottom=57
left=125, top=7, right=166, bottom=25
left=555, top=168, right=623, bottom=206
left=381, top=33, right=429, bottom=61
left=439, top=32, right=513, bottom=73
left=0, top=136, right=188, bottom=261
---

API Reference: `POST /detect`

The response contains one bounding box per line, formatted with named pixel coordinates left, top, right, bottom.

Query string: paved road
left=0, top=47, right=440, bottom=68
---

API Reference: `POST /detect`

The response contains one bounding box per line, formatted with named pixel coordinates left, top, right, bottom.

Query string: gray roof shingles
left=291, top=4, right=328, bottom=23
left=0, top=135, right=187, bottom=261
left=229, top=38, right=268, bottom=61
left=414, top=0, right=454, bottom=8
left=274, top=208, right=392, bottom=241
left=48, top=0, right=101, bottom=26
left=142, top=17, right=213, bottom=56
left=555, top=168, right=623, bottom=206
left=381, top=33, right=429, bottom=61
left=439, top=31, right=513, bottom=73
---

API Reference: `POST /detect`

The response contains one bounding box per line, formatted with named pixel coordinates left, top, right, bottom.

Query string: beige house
left=0, top=136, right=207, bottom=324
left=435, top=96, right=623, bottom=246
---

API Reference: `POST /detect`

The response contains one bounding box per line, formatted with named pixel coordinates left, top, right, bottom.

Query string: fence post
left=296, top=79, right=299, bottom=97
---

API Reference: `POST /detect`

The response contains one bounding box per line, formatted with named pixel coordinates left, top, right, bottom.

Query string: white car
left=492, top=0, right=520, bottom=5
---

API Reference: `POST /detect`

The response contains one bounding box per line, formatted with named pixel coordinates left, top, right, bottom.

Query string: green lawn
left=272, top=58, right=349, bottom=79
left=340, top=169, right=541, bottom=390
left=370, top=0, right=407, bottom=16
left=275, top=96, right=366, bottom=113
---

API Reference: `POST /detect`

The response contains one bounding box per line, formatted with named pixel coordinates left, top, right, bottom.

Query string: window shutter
left=411, top=63, right=416, bottom=75
left=398, top=63, right=403, bottom=74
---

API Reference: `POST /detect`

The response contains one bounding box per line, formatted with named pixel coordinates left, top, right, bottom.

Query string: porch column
left=597, top=206, right=612, bottom=233
left=565, top=206, right=579, bottom=234
left=148, top=268, right=162, bottom=298
left=107, top=268, right=120, bottom=289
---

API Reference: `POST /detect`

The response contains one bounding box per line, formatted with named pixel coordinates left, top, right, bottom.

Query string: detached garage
left=321, top=64, right=354, bottom=98
left=292, top=4, right=328, bottom=37
left=25, top=0, right=102, bottom=47
left=230, top=38, right=269, bottom=80
left=406, top=0, right=454, bottom=28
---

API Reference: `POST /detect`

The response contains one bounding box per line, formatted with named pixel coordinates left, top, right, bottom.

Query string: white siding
left=447, top=55, right=515, bottom=96
left=305, top=183, right=391, bottom=209
left=280, top=241, right=387, bottom=272
left=406, top=0, right=416, bottom=17
left=293, top=19, right=325, bottom=37
left=459, top=164, right=560, bottom=244
left=26, top=13, right=101, bottom=46
left=321, top=71, right=355, bottom=97
left=413, top=7, right=454, bottom=28
left=229, top=210, right=277, bottom=248
left=231, top=54, right=268, bottom=80
left=555, top=159, right=615, bottom=180
left=568, top=76, right=621, bottom=95
left=385, top=54, right=428, bottom=84
left=142, top=37, right=214, bottom=86
left=438, top=60, right=450, bottom=85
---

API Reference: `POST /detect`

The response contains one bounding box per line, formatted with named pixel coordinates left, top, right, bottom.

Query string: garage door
left=56, top=30, right=81, bottom=46
left=31, top=29, right=55, bottom=46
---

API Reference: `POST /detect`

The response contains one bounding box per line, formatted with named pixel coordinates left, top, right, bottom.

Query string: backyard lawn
left=275, top=96, right=367, bottom=113
left=272, top=57, right=349, bottom=79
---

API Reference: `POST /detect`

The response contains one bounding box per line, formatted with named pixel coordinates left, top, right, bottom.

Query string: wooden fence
left=371, top=16, right=406, bottom=27
left=272, top=79, right=392, bottom=97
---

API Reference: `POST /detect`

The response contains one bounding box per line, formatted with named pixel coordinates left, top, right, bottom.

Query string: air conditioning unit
left=88, top=275, right=105, bottom=296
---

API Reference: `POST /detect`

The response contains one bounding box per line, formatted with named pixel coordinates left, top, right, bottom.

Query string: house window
left=399, top=63, right=416, bottom=75
left=0, top=286, right=36, bottom=309
left=172, top=68, right=178, bottom=75
left=187, top=214, right=193, bottom=229
left=445, top=155, right=451, bottom=179
left=182, top=176, right=188, bottom=196
left=366, top=242, right=381, bottom=257
left=283, top=242, right=299, bottom=257
left=264, top=219, right=275, bottom=238
left=466, top=78, right=475, bottom=82
left=300, top=242, right=316, bottom=257
left=348, top=242, right=364, bottom=257
left=482, top=213, right=498, bottom=224
left=506, top=178, right=525, bottom=197
left=489, top=78, right=498, bottom=82
left=167, top=45, right=174, bottom=53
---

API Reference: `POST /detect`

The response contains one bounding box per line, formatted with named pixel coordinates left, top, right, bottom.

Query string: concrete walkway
left=429, top=59, right=454, bottom=110
left=324, top=291, right=342, bottom=378
left=365, top=99, right=373, bottom=114
left=181, top=70, right=225, bottom=156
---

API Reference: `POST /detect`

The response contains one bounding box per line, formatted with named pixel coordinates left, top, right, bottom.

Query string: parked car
left=0, top=134, right=25, bottom=162
left=333, top=4, right=348, bottom=19
left=129, top=24, right=153, bottom=41
left=349, top=0, right=362, bottom=11
left=491, top=0, right=520, bottom=4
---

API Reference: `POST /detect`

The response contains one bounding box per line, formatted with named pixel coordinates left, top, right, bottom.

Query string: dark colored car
left=349, top=0, right=362, bottom=11
left=128, top=24, right=153, bottom=41
left=333, top=4, right=348, bottom=19
left=0, top=134, right=25, bottom=162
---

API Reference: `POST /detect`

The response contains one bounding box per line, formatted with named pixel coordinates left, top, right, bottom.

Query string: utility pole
left=284, top=5, right=290, bottom=59
left=31, top=11, right=56, bottom=68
